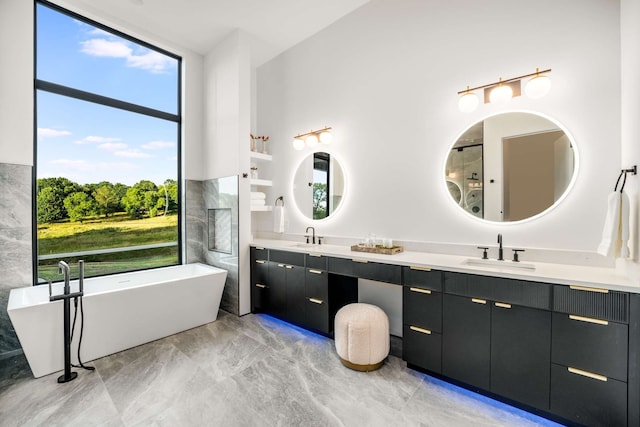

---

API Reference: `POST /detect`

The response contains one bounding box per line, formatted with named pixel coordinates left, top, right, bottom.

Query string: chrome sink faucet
left=305, top=226, right=316, bottom=244
left=497, top=233, right=504, bottom=261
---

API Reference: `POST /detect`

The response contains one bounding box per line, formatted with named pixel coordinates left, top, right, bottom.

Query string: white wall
left=257, top=0, right=621, bottom=253
left=621, top=0, right=640, bottom=267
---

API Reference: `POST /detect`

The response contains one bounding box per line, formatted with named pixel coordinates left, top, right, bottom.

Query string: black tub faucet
left=497, top=233, right=504, bottom=261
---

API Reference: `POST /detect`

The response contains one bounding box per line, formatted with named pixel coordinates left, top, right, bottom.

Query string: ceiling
left=53, top=0, right=370, bottom=65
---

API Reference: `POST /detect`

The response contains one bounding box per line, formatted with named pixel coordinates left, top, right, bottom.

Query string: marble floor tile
left=0, top=311, right=562, bottom=427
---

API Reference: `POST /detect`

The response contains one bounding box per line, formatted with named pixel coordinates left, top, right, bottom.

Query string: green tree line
left=37, top=177, right=178, bottom=223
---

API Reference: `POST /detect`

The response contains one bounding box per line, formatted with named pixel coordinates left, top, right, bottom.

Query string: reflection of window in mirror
left=313, top=152, right=330, bottom=220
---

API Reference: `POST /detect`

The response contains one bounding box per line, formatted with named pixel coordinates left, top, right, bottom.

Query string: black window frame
left=32, top=0, right=183, bottom=285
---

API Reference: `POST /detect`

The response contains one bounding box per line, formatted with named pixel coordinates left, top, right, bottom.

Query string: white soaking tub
left=7, top=263, right=227, bottom=378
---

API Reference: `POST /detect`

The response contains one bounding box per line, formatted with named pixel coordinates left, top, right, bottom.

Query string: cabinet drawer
left=550, top=363, right=627, bottom=427
left=554, top=285, right=629, bottom=323
left=251, top=246, right=269, bottom=260
left=270, top=250, right=305, bottom=266
left=552, top=312, right=628, bottom=382
left=303, top=297, right=330, bottom=334
left=306, top=268, right=328, bottom=299
left=328, top=257, right=402, bottom=284
left=444, top=273, right=550, bottom=309
left=403, top=266, right=442, bottom=291
left=305, top=253, right=328, bottom=270
left=403, top=286, right=442, bottom=332
left=403, top=324, right=441, bottom=373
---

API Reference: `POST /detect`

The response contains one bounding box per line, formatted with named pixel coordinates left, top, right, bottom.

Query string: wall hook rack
left=275, top=196, right=284, bottom=206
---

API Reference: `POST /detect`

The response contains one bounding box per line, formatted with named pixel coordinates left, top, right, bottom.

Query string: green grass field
left=38, top=213, right=179, bottom=281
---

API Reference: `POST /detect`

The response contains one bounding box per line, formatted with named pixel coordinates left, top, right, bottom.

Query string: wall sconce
left=457, top=68, right=551, bottom=113
left=293, top=126, right=333, bottom=150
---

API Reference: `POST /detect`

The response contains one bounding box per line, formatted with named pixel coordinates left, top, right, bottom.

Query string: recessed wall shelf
left=250, top=151, right=272, bottom=161
left=250, top=205, right=273, bottom=212
left=250, top=178, right=272, bottom=187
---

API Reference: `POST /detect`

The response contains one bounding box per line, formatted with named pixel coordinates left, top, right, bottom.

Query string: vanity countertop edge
left=250, top=239, right=640, bottom=293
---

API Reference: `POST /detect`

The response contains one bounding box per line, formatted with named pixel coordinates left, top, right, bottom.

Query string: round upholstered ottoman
left=334, top=303, right=390, bottom=371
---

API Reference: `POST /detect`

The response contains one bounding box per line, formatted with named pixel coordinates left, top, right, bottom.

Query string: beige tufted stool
left=334, top=303, right=390, bottom=371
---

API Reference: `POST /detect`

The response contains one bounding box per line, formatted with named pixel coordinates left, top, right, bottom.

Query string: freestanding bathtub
left=7, top=263, right=227, bottom=378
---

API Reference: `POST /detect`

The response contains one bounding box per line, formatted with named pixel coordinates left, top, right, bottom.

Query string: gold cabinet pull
left=569, top=285, right=609, bottom=294
left=309, top=269, right=323, bottom=275
left=255, top=260, right=266, bottom=264
left=471, top=298, right=487, bottom=304
left=410, top=326, right=432, bottom=335
left=495, top=302, right=512, bottom=309
left=569, top=314, right=609, bottom=326
left=255, top=283, right=266, bottom=288
left=410, top=265, right=432, bottom=272
left=568, top=367, right=608, bottom=382
left=308, top=253, right=322, bottom=257
left=308, top=298, right=324, bottom=305
left=277, top=263, right=285, bottom=267
left=285, top=265, right=294, bottom=269
left=255, top=246, right=265, bottom=250
left=410, top=287, right=432, bottom=295
left=352, top=258, right=369, bottom=263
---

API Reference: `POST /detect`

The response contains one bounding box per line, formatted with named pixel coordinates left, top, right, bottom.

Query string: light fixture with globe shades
left=457, top=68, right=551, bottom=113
left=293, top=126, right=333, bottom=150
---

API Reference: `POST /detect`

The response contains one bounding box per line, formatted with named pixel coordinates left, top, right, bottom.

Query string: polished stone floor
left=0, top=311, right=562, bottom=427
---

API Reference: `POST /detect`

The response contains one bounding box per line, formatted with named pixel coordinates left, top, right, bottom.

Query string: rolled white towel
left=251, top=199, right=266, bottom=206
left=251, top=192, right=266, bottom=200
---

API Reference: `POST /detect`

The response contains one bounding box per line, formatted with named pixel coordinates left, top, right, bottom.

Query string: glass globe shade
left=305, top=134, right=319, bottom=147
left=489, top=84, right=513, bottom=104
left=458, top=92, right=479, bottom=113
left=293, top=138, right=305, bottom=150
left=525, top=75, right=551, bottom=99
left=319, top=131, right=333, bottom=145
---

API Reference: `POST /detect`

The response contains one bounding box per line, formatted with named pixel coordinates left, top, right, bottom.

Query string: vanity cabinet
left=303, top=254, right=330, bottom=333
left=268, top=250, right=305, bottom=324
left=250, top=247, right=270, bottom=312
left=402, top=267, right=443, bottom=373
left=550, top=285, right=631, bottom=426
left=441, top=272, right=552, bottom=410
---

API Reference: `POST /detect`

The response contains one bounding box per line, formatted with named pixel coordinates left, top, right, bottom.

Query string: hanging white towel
left=597, top=191, right=630, bottom=258
left=273, top=205, right=285, bottom=233
left=251, top=192, right=266, bottom=200
left=620, top=192, right=630, bottom=258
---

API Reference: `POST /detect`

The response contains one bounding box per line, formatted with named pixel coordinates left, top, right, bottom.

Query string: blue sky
left=36, top=4, right=179, bottom=186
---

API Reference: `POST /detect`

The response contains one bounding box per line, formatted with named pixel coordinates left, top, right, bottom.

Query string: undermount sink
left=463, top=258, right=536, bottom=271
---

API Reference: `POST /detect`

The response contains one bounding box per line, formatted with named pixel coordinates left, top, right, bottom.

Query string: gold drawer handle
left=352, top=258, right=369, bottom=263
left=410, top=287, right=432, bottom=295
left=569, top=285, right=609, bottom=294
left=569, top=314, right=609, bottom=326
left=255, top=246, right=265, bottom=250
left=308, top=253, right=322, bottom=257
left=255, top=283, right=266, bottom=289
left=471, top=298, right=487, bottom=304
left=285, top=265, right=294, bottom=269
left=410, top=326, right=432, bottom=335
left=309, top=269, right=323, bottom=275
left=277, top=263, right=285, bottom=267
left=410, top=265, right=432, bottom=272
left=308, top=298, right=324, bottom=305
left=255, top=260, right=266, bottom=264
left=495, top=302, right=512, bottom=309
left=568, top=367, right=608, bottom=382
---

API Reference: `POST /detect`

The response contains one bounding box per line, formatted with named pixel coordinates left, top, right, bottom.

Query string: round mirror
left=293, top=152, right=345, bottom=220
left=445, top=112, right=577, bottom=222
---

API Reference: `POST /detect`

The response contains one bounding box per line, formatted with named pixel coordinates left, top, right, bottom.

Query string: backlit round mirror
left=445, top=112, right=577, bottom=222
left=293, top=152, right=345, bottom=220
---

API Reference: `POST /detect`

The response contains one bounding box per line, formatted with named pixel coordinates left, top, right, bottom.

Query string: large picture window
left=35, top=1, right=181, bottom=283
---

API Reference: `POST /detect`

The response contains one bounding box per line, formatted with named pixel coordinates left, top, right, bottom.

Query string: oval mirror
left=445, top=112, right=577, bottom=222
left=293, top=152, right=345, bottom=220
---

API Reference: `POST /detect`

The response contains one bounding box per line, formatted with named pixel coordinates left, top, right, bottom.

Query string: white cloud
left=43, top=159, right=141, bottom=185
left=80, top=38, right=175, bottom=74
left=81, top=38, right=131, bottom=58
left=38, top=128, right=71, bottom=138
left=49, top=159, right=137, bottom=172
left=76, top=136, right=122, bottom=145
left=114, top=149, right=153, bottom=159
left=142, top=140, right=176, bottom=150
left=99, top=142, right=128, bottom=151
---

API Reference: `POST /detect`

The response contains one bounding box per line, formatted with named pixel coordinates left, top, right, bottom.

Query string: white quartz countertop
left=251, top=239, right=640, bottom=293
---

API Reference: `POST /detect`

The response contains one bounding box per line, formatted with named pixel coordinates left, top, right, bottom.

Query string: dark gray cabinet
left=250, top=247, right=269, bottom=312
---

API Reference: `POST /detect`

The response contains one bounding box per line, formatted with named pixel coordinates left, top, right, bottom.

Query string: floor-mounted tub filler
left=8, top=263, right=227, bottom=378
